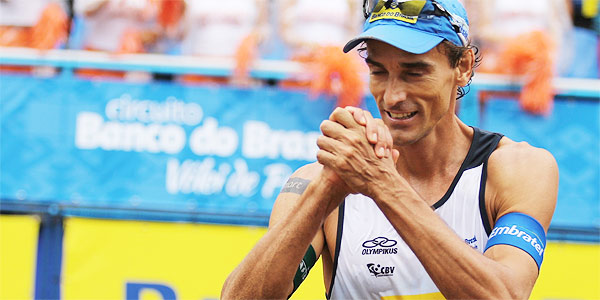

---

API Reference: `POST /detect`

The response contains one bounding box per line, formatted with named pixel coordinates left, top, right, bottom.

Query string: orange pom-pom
left=282, top=47, right=365, bottom=107
left=306, top=46, right=365, bottom=107
left=30, top=2, right=68, bottom=50
left=233, top=32, right=260, bottom=81
left=0, top=26, right=30, bottom=47
left=118, top=29, right=145, bottom=54
left=157, top=0, right=184, bottom=30
left=495, top=31, right=556, bottom=115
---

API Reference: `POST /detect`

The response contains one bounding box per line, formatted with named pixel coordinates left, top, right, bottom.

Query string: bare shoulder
left=489, top=137, right=558, bottom=174
left=291, top=162, right=324, bottom=180
left=486, top=137, right=559, bottom=229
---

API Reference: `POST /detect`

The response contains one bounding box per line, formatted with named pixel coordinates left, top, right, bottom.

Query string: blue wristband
left=484, top=212, right=547, bottom=269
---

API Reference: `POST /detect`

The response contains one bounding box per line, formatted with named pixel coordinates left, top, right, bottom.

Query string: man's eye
left=406, top=72, right=422, bottom=77
left=370, top=70, right=387, bottom=75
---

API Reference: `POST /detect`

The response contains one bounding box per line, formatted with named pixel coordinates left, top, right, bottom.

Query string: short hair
left=438, top=40, right=481, bottom=100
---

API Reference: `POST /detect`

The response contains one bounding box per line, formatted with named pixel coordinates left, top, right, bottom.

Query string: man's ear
left=456, top=48, right=475, bottom=87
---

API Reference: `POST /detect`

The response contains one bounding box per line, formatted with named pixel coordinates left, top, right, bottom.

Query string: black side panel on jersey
left=477, top=129, right=504, bottom=235
left=326, top=201, right=345, bottom=299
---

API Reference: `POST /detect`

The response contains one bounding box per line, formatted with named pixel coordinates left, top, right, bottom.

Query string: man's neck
left=395, top=116, right=473, bottom=180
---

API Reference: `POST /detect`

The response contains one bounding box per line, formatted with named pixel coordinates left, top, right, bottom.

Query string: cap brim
left=343, top=24, right=444, bottom=54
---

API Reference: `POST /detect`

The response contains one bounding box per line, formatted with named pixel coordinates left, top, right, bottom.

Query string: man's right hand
left=336, top=106, right=399, bottom=161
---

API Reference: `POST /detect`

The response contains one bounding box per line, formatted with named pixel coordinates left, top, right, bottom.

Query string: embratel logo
left=362, top=236, right=399, bottom=255
left=489, top=225, right=545, bottom=256
left=367, top=263, right=395, bottom=277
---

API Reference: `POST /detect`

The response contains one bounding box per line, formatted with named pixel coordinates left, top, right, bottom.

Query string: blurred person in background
left=178, top=0, right=269, bottom=86
left=565, top=0, right=599, bottom=78
left=279, top=0, right=361, bottom=54
left=463, top=0, right=573, bottom=115
left=73, top=0, right=183, bottom=81
left=277, top=0, right=367, bottom=107
left=151, top=0, right=185, bottom=55
left=0, top=0, right=68, bottom=76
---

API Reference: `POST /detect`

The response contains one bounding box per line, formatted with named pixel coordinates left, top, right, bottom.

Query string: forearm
left=374, top=188, right=529, bottom=299
left=221, top=176, right=345, bottom=299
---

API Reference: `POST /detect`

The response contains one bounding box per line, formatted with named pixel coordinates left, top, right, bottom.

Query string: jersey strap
left=484, top=212, right=546, bottom=269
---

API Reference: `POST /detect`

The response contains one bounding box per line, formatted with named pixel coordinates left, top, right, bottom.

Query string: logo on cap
left=369, top=0, right=427, bottom=24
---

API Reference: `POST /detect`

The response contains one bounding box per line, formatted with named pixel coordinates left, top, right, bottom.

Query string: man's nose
left=383, top=79, right=408, bottom=106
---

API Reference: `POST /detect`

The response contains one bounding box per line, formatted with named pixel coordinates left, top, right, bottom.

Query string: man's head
left=344, top=0, right=477, bottom=145
left=344, top=0, right=470, bottom=55
left=345, top=0, right=477, bottom=99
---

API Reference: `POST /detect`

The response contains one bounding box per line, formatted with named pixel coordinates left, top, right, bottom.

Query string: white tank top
left=329, top=127, right=503, bottom=299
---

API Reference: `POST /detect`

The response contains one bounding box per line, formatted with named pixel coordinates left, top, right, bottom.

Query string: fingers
left=329, top=107, right=360, bottom=129
left=373, top=125, right=385, bottom=157
left=316, top=149, right=337, bottom=170
left=316, top=135, right=346, bottom=173
left=320, top=120, right=346, bottom=140
left=364, top=111, right=379, bottom=145
left=316, top=134, right=344, bottom=155
left=392, top=149, right=400, bottom=164
left=345, top=107, right=379, bottom=144
left=330, top=107, right=395, bottom=159
left=373, top=119, right=395, bottom=158
left=345, top=106, right=367, bottom=126
left=384, top=122, right=394, bottom=157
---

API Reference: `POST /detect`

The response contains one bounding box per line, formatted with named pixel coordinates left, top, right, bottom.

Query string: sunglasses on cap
left=362, top=0, right=469, bottom=46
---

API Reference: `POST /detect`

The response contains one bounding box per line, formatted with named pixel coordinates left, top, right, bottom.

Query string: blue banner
left=481, top=98, right=600, bottom=229
left=0, top=75, right=336, bottom=221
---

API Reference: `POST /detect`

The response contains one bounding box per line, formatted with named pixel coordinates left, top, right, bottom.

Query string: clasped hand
left=317, top=107, right=400, bottom=198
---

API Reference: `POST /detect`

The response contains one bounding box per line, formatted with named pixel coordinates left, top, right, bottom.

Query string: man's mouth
left=387, top=111, right=417, bottom=120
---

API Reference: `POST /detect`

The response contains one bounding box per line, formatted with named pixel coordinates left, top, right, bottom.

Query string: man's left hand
left=317, top=107, right=400, bottom=197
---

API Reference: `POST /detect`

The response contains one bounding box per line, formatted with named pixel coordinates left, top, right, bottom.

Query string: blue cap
left=343, top=0, right=469, bottom=54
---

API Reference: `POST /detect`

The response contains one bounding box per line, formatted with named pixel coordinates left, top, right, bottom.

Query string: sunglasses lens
left=365, top=0, right=427, bottom=18
left=398, top=1, right=427, bottom=16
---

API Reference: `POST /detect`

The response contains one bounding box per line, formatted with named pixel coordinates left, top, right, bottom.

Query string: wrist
left=317, top=169, right=349, bottom=197
left=371, top=173, right=420, bottom=207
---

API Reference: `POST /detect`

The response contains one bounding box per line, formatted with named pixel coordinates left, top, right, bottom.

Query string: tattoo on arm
left=280, top=178, right=311, bottom=195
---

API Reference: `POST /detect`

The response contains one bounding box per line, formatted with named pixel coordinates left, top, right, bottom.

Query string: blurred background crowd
left=0, top=0, right=599, bottom=112
left=0, top=2, right=598, bottom=299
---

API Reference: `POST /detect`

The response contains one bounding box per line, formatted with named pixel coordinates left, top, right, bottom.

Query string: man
left=221, top=0, right=558, bottom=298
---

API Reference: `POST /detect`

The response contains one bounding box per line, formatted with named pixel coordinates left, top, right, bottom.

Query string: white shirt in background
left=181, top=0, right=259, bottom=57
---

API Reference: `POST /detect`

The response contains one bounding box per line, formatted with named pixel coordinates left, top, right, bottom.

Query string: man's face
left=365, top=40, right=460, bottom=146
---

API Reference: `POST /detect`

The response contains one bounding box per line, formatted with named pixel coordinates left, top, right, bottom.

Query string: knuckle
left=316, top=135, right=326, bottom=147
left=339, top=145, right=355, bottom=158
left=347, top=134, right=361, bottom=145
left=316, top=150, right=327, bottom=162
left=333, top=107, right=344, bottom=115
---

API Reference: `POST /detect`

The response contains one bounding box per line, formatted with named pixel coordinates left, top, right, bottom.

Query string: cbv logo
left=366, top=263, right=395, bottom=277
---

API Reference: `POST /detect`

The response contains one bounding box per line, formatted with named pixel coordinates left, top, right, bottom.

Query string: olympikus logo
left=363, top=248, right=398, bottom=255
left=489, top=225, right=544, bottom=256
left=362, top=237, right=398, bottom=255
